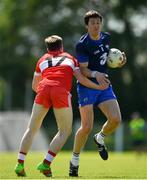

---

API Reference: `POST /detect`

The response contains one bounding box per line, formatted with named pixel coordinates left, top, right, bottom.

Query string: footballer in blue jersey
left=76, top=31, right=116, bottom=107
left=76, top=32, right=109, bottom=73
left=69, top=10, right=127, bottom=177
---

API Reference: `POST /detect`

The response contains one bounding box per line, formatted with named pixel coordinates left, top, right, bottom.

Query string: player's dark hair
left=84, top=10, right=102, bottom=25
left=45, top=35, right=63, bottom=51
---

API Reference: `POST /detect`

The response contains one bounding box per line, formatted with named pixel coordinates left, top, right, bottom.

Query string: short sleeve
left=34, top=58, right=42, bottom=75
left=76, top=42, right=89, bottom=63
left=73, top=58, right=79, bottom=71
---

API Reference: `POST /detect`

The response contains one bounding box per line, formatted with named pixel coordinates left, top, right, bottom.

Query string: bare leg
left=93, top=99, right=121, bottom=161
left=15, top=103, right=48, bottom=176
left=48, top=107, right=73, bottom=154
left=36, top=107, right=73, bottom=177
left=19, top=103, right=48, bottom=153
left=69, top=105, right=93, bottom=176
left=73, top=105, right=94, bottom=153
left=98, top=99, right=121, bottom=135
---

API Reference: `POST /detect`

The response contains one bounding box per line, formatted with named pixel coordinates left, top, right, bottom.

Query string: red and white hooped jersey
left=35, top=51, right=79, bottom=92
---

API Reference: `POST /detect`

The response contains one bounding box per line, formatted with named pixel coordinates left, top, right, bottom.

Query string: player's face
left=86, top=17, right=102, bottom=37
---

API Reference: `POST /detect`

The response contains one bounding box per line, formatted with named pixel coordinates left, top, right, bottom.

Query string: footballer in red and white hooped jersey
left=35, top=51, right=79, bottom=92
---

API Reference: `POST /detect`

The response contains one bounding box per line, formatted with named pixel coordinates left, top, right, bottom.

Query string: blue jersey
left=76, top=32, right=117, bottom=106
left=76, top=32, right=110, bottom=73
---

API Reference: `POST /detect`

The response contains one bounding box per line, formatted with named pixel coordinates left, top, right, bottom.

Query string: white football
left=107, top=48, right=123, bottom=68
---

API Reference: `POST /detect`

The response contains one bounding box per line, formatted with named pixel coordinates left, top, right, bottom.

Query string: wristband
left=91, top=71, right=97, bottom=78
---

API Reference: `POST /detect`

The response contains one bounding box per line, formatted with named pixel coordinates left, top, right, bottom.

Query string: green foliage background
left=0, top=0, right=147, bottom=120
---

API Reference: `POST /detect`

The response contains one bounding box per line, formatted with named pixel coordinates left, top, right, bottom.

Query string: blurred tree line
left=0, top=0, right=147, bottom=121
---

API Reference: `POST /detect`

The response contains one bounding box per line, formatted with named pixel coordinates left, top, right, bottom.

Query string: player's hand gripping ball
left=107, top=48, right=123, bottom=68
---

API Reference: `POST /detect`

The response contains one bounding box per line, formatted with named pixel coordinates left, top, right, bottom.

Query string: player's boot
left=69, top=161, right=79, bottom=177
left=93, top=134, right=108, bottom=160
left=37, top=162, right=52, bottom=177
left=15, top=163, right=26, bottom=177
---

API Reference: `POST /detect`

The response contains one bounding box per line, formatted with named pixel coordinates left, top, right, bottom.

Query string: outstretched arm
left=74, top=69, right=109, bottom=90
left=79, top=62, right=110, bottom=86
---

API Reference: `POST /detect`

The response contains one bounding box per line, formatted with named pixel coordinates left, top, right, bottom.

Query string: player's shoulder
left=77, top=33, right=88, bottom=45
left=75, top=34, right=88, bottom=51
left=62, top=52, right=74, bottom=59
left=37, top=53, right=48, bottom=63
left=101, top=32, right=110, bottom=38
left=62, top=52, right=78, bottom=63
left=79, top=33, right=88, bottom=43
left=62, top=51, right=78, bottom=65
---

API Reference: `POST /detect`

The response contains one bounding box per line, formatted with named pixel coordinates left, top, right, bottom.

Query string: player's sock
left=96, top=132, right=106, bottom=145
left=71, top=152, right=80, bottom=166
left=17, top=151, right=27, bottom=164
left=94, top=132, right=108, bottom=160
left=43, top=150, right=56, bottom=165
left=15, top=152, right=27, bottom=177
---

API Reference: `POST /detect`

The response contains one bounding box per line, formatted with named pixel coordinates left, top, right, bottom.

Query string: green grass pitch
left=0, top=151, right=147, bottom=179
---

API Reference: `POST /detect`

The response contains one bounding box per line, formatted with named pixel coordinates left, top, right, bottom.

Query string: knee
left=60, top=127, right=72, bottom=139
left=81, top=124, right=93, bottom=135
left=67, top=127, right=72, bottom=137
left=27, top=127, right=38, bottom=136
left=110, top=115, right=121, bottom=127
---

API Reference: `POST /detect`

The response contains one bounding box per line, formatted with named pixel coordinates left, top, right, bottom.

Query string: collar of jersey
left=47, top=50, right=63, bottom=56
